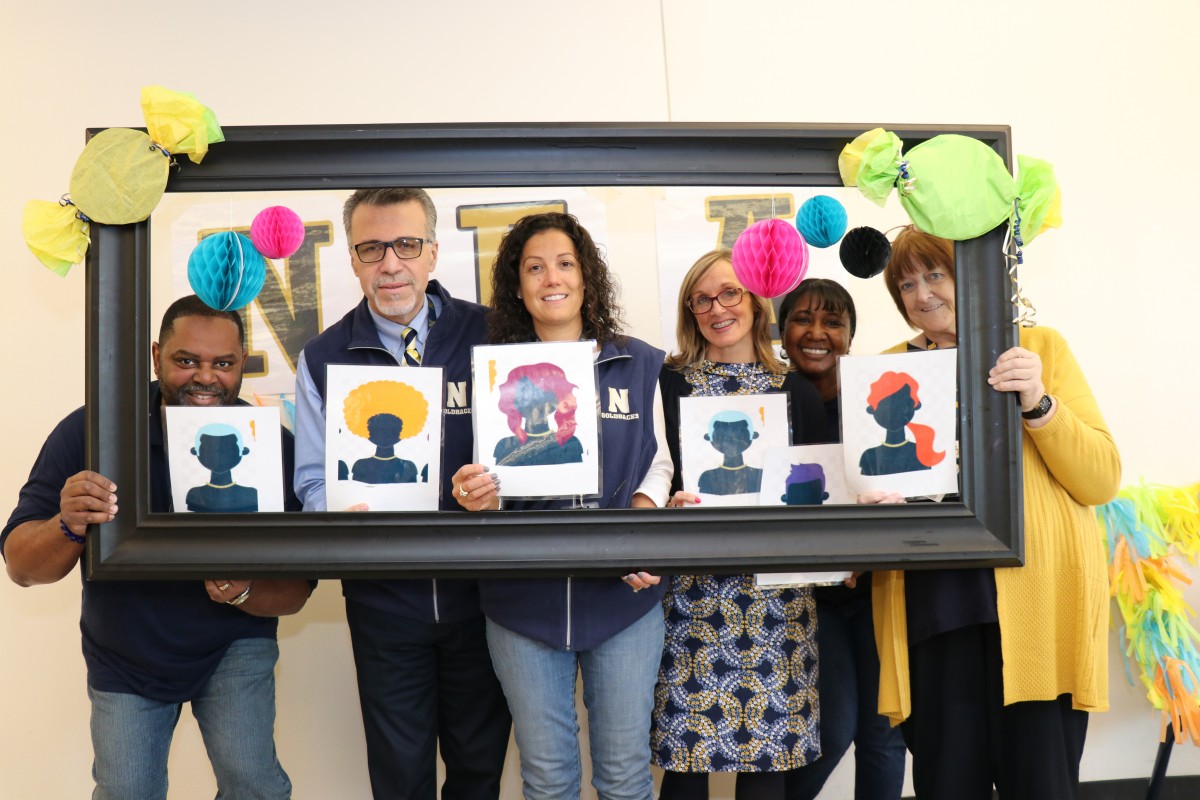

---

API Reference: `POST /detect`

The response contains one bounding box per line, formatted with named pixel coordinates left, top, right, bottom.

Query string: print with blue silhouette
left=342, top=380, right=429, bottom=483
left=858, top=371, right=945, bottom=476
left=781, top=461, right=829, bottom=505
left=185, top=423, right=259, bottom=512
left=696, top=410, right=762, bottom=495
left=493, top=362, right=584, bottom=466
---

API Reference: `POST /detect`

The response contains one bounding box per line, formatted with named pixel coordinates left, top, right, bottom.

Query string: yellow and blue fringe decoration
left=1098, top=483, right=1200, bottom=745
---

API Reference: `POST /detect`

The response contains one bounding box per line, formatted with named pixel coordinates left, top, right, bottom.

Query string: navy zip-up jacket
left=479, top=336, right=667, bottom=650
left=297, top=281, right=487, bottom=622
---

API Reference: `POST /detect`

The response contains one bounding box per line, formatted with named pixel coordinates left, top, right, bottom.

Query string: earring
left=779, top=347, right=788, bottom=361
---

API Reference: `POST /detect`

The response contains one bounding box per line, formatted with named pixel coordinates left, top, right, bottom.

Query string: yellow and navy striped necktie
left=400, top=299, right=438, bottom=366
left=401, top=326, right=420, bottom=365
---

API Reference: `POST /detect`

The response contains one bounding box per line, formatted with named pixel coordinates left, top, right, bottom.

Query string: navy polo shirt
left=1, top=384, right=299, bottom=702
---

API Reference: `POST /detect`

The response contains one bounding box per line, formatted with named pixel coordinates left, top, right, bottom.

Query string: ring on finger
left=458, top=485, right=469, bottom=498
left=219, top=583, right=232, bottom=591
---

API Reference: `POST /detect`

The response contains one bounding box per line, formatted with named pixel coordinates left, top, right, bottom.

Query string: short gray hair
left=342, top=188, right=438, bottom=242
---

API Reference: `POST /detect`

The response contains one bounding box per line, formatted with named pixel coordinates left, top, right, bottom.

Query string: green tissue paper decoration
left=838, top=128, right=1061, bottom=245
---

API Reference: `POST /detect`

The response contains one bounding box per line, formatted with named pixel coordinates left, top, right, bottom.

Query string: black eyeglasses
left=686, top=287, right=745, bottom=314
left=352, top=237, right=431, bottom=263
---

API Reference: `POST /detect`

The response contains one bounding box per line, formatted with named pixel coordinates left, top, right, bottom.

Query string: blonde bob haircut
left=883, top=226, right=956, bottom=330
left=665, top=249, right=786, bottom=374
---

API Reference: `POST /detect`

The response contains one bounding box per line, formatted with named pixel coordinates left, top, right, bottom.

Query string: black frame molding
left=85, top=122, right=1022, bottom=580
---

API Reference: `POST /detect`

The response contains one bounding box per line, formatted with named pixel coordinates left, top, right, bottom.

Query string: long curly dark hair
left=487, top=212, right=625, bottom=344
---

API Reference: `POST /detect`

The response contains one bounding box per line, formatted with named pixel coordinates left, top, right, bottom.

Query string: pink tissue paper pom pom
left=250, top=206, right=305, bottom=260
left=731, top=218, right=809, bottom=299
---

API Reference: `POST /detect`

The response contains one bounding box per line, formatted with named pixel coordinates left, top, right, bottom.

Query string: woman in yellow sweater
left=872, top=227, right=1120, bottom=800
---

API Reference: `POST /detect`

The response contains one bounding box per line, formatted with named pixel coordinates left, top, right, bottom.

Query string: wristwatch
left=1021, top=394, right=1053, bottom=420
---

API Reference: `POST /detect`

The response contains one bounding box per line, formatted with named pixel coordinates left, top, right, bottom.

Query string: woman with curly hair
left=451, top=212, right=673, bottom=800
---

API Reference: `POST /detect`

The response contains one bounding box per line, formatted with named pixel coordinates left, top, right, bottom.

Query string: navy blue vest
left=300, top=281, right=489, bottom=622
left=479, top=336, right=668, bottom=650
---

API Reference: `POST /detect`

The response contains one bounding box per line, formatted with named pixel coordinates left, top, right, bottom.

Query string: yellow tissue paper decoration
left=21, top=200, right=90, bottom=276
left=69, top=127, right=170, bottom=225
left=141, top=85, right=224, bottom=164
left=1098, top=482, right=1200, bottom=746
left=23, top=86, right=224, bottom=276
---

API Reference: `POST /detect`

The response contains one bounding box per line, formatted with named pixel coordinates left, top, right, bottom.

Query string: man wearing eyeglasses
left=292, top=188, right=511, bottom=800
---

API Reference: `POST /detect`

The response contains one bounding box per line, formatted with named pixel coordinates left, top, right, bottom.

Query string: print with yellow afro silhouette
left=341, top=380, right=429, bottom=484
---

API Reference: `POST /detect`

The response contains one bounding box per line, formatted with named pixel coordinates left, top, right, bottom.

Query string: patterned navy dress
left=651, top=361, right=821, bottom=773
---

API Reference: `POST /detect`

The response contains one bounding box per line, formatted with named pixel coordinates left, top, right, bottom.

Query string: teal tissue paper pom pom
left=795, top=196, right=848, bottom=248
left=187, top=231, right=266, bottom=311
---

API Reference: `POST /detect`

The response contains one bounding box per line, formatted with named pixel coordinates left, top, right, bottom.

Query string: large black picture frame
left=85, top=122, right=1022, bottom=580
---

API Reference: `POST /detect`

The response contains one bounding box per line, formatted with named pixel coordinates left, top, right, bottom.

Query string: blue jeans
left=786, top=596, right=906, bottom=800
left=89, top=637, right=291, bottom=800
left=486, top=605, right=664, bottom=800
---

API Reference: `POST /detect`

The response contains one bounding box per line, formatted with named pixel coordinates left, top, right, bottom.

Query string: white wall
left=1, top=1, right=1197, bottom=797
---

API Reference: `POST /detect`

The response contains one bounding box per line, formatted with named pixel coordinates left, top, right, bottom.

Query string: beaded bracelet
left=59, top=519, right=85, bottom=545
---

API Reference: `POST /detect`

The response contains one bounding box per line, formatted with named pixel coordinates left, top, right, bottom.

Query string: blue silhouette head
left=191, top=423, right=249, bottom=471
left=705, top=410, right=758, bottom=456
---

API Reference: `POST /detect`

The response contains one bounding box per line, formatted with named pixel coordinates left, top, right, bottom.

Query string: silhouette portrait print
left=859, top=370, right=946, bottom=476
left=342, top=380, right=429, bottom=484
left=493, top=362, right=584, bottom=467
left=697, top=410, right=762, bottom=495
left=781, top=462, right=829, bottom=505
left=185, top=423, right=259, bottom=512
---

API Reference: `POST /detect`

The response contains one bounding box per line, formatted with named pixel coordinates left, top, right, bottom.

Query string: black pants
left=346, top=600, right=512, bottom=800
left=901, top=622, right=1088, bottom=800
left=660, top=770, right=785, bottom=800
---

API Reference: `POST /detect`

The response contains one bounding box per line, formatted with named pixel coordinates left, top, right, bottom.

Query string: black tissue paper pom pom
left=839, top=227, right=891, bottom=279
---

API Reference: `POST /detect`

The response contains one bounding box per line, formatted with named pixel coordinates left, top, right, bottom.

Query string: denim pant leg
left=485, top=618, right=582, bottom=800
left=786, top=600, right=856, bottom=800
left=89, top=685, right=183, bottom=800
left=579, top=605, right=663, bottom=800
left=849, top=603, right=905, bottom=799
left=191, top=637, right=292, bottom=800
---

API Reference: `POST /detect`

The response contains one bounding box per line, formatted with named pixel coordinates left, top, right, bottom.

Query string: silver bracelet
left=226, top=584, right=253, bottom=606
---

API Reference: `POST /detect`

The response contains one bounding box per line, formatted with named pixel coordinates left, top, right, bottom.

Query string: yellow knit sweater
left=873, top=326, right=1121, bottom=724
